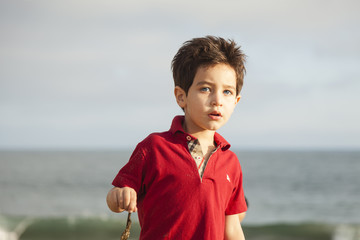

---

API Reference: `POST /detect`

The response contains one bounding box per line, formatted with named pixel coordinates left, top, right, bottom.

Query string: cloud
left=0, top=0, right=359, bottom=149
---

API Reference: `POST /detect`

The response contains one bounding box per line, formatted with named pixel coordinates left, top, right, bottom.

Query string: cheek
left=191, top=95, right=208, bottom=106
left=225, top=102, right=237, bottom=113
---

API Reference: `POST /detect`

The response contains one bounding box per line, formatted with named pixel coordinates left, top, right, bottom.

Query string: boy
left=107, top=36, right=247, bottom=239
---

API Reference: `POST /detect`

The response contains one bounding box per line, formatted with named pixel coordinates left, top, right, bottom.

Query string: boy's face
left=175, top=63, right=240, bottom=133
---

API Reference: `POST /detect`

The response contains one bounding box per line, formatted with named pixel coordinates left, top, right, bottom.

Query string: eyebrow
left=196, top=81, right=236, bottom=90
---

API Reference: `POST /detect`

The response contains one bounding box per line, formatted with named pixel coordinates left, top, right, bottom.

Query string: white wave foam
left=333, top=224, right=360, bottom=240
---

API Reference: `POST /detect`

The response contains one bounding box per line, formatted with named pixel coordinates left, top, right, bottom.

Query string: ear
left=235, top=94, right=241, bottom=105
left=174, top=86, right=187, bottom=108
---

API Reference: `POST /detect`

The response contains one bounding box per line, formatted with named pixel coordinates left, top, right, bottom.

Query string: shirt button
left=186, top=136, right=192, bottom=141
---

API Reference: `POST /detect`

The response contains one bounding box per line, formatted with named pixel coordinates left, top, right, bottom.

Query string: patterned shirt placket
left=187, top=139, right=218, bottom=178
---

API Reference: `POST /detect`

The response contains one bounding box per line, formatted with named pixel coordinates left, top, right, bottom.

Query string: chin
left=207, top=123, right=223, bottom=131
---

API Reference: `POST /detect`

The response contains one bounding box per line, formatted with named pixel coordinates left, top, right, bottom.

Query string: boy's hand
left=106, top=187, right=138, bottom=213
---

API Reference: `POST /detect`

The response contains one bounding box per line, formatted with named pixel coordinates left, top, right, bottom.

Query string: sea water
left=1, top=150, right=359, bottom=239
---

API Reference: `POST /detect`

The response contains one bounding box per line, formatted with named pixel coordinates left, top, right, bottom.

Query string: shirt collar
left=169, top=115, right=231, bottom=151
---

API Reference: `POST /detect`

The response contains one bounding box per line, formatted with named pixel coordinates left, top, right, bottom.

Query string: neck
left=183, top=122, right=215, bottom=147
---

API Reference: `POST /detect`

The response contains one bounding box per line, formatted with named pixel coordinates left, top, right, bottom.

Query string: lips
left=209, top=111, right=222, bottom=120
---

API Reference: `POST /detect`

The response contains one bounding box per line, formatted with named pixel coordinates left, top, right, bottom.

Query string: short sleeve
left=112, top=143, right=146, bottom=194
left=225, top=166, right=247, bottom=215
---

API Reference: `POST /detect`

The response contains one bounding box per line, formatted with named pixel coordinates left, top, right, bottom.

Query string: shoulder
left=135, top=130, right=173, bottom=153
left=217, top=148, right=242, bottom=174
left=220, top=148, right=240, bottom=162
left=139, top=130, right=172, bottom=145
left=127, top=131, right=172, bottom=167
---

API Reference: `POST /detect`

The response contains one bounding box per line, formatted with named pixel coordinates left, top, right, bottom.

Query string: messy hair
left=171, top=36, right=246, bottom=96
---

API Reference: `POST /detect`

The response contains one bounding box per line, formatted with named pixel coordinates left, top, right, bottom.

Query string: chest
left=142, top=146, right=237, bottom=201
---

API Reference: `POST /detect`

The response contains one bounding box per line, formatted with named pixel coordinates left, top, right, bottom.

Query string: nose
left=211, top=91, right=223, bottom=106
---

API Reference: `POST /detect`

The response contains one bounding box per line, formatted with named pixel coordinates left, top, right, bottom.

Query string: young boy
left=107, top=36, right=247, bottom=240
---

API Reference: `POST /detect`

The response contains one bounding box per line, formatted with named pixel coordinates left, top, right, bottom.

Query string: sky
left=0, top=0, right=359, bottom=150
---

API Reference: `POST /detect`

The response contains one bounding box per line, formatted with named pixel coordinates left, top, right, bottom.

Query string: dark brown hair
left=171, top=36, right=246, bottom=96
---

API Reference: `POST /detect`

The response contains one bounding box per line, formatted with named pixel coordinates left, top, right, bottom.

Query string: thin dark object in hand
left=121, top=212, right=132, bottom=240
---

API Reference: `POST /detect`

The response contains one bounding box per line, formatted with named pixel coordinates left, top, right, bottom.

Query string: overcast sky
left=1, top=0, right=359, bottom=150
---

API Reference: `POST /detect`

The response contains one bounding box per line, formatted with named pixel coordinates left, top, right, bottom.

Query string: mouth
left=209, top=111, right=222, bottom=120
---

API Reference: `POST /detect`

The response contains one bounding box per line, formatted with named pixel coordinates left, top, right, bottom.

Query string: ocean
left=0, top=150, right=359, bottom=239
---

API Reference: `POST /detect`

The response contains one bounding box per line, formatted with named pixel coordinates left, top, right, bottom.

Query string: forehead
left=194, top=63, right=237, bottom=87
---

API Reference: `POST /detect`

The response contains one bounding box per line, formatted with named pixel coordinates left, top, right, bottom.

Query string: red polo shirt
left=112, top=116, right=247, bottom=240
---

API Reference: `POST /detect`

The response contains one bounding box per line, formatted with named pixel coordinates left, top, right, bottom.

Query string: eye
left=224, top=90, right=233, bottom=95
left=200, top=87, right=210, bottom=92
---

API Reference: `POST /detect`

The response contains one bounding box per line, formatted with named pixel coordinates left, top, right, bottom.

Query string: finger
left=116, top=188, right=126, bottom=211
left=106, top=189, right=115, bottom=211
left=107, top=188, right=124, bottom=212
left=128, top=190, right=137, bottom=212
left=122, top=188, right=132, bottom=211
